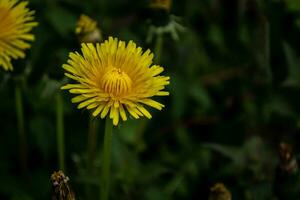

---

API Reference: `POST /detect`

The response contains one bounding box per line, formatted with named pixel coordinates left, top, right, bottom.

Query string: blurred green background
left=2, top=0, right=300, bottom=199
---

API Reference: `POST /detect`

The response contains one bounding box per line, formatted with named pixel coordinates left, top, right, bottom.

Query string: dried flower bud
left=51, top=170, right=76, bottom=200
left=278, top=142, right=298, bottom=174
left=209, top=183, right=232, bottom=200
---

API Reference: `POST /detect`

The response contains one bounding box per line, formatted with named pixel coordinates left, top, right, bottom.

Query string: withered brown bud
left=51, top=170, right=76, bottom=200
left=209, top=183, right=232, bottom=200
left=278, top=142, right=298, bottom=174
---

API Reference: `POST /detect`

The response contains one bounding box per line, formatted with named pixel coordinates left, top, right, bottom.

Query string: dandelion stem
left=56, top=92, right=65, bottom=171
left=100, top=118, right=113, bottom=200
left=15, top=83, right=28, bottom=178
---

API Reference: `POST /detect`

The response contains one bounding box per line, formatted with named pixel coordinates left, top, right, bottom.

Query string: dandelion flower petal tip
left=62, top=37, right=170, bottom=126
left=0, top=0, right=38, bottom=71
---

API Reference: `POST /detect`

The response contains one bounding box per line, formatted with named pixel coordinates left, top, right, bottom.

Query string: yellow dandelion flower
left=0, top=0, right=38, bottom=71
left=150, top=0, right=172, bottom=11
left=75, top=14, right=102, bottom=43
left=62, top=37, right=170, bottom=126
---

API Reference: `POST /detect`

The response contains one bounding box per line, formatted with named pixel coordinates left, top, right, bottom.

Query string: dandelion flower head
left=75, top=14, right=102, bottom=43
left=0, top=0, right=38, bottom=71
left=62, top=37, right=170, bottom=126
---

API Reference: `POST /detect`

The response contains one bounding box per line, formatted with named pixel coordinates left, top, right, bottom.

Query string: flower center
left=101, top=68, right=132, bottom=96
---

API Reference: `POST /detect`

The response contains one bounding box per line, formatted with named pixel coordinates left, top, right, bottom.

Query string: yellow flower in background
left=150, top=0, right=172, bottom=11
left=75, top=15, right=97, bottom=34
left=62, top=37, right=170, bottom=126
left=0, top=0, right=38, bottom=71
left=75, top=14, right=102, bottom=43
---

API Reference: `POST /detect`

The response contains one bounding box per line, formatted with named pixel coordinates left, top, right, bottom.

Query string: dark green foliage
left=2, top=0, right=300, bottom=199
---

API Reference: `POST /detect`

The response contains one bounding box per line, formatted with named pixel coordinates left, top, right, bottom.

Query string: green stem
left=100, top=118, right=113, bottom=200
left=15, top=84, right=28, bottom=178
left=56, top=92, right=65, bottom=171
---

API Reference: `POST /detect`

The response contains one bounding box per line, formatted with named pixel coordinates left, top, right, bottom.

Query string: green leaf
left=202, top=143, right=243, bottom=163
left=189, top=83, right=212, bottom=113
left=282, top=42, right=300, bottom=87
left=29, top=116, right=55, bottom=159
left=145, top=187, right=168, bottom=200
left=285, top=0, right=300, bottom=11
left=169, top=73, right=188, bottom=120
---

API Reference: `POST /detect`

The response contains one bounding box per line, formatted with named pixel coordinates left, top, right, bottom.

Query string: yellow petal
left=136, top=105, right=152, bottom=119
left=101, top=104, right=111, bottom=119
left=93, top=104, right=105, bottom=116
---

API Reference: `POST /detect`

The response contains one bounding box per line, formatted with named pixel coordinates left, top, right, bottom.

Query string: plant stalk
left=100, top=118, right=113, bottom=200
